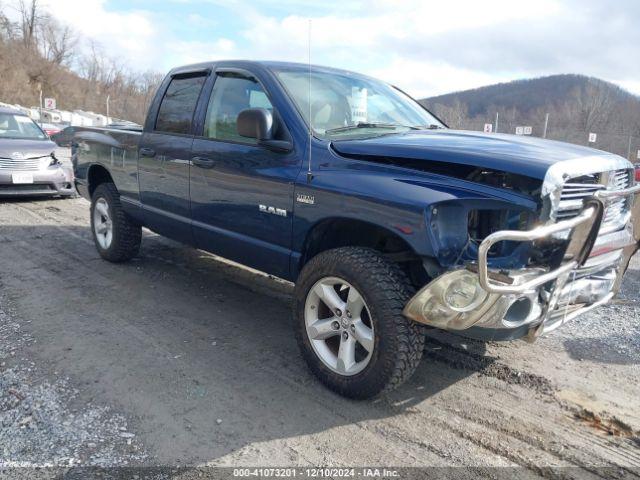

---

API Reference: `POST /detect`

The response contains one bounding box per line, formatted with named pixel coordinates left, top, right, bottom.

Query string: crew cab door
left=138, top=71, right=208, bottom=243
left=189, top=69, right=300, bottom=278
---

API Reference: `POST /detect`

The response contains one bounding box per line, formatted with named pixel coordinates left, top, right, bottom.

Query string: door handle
left=192, top=156, right=216, bottom=169
left=139, top=147, right=156, bottom=157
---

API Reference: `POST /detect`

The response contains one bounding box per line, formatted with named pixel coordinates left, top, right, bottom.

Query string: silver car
left=0, top=106, right=74, bottom=197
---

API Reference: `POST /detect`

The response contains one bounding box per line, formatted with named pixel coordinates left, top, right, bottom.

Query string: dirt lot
left=0, top=189, right=639, bottom=477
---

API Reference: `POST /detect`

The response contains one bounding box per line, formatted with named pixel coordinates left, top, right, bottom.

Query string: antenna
left=306, top=18, right=313, bottom=183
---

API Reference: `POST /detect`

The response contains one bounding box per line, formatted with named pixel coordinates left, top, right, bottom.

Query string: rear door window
left=155, top=73, right=207, bottom=135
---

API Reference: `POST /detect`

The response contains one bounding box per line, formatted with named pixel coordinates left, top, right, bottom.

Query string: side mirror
left=237, top=108, right=273, bottom=141
left=237, top=108, right=293, bottom=153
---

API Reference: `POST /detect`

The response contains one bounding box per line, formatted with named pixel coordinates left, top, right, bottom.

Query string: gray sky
left=21, top=0, right=640, bottom=97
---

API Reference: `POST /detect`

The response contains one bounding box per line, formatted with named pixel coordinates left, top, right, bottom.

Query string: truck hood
left=0, top=138, right=56, bottom=160
left=330, top=130, right=621, bottom=180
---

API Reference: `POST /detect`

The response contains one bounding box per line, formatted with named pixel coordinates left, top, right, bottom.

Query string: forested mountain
left=420, top=75, right=640, bottom=159
left=423, top=75, right=640, bottom=117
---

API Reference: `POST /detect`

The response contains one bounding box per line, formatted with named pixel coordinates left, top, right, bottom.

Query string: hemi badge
left=296, top=193, right=315, bottom=205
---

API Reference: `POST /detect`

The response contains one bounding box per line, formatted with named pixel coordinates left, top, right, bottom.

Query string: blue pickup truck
left=71, top=61, right=640, bottom=399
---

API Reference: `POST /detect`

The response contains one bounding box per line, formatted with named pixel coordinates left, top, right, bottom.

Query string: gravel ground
left=0, top=174, right=639, bottom=478
left=554, top=272, right=640, bottom=365
left=0, top=304, right=146, bottom=468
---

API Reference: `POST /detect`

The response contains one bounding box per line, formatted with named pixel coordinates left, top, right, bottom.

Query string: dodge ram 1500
left=71, top=61, right=640, bottom=399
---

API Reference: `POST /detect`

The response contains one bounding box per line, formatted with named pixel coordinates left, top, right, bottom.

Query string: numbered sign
left=523, top=126, right=532, bottom=135
left=637, top=149, right=640, bottom=160
left=515, top=126, right=524, bottom=135
left=483, top=123, right=493, bottom=133
left=588, top=132, right=597, bottom=143
left=44, top=98, right=56, bottom=109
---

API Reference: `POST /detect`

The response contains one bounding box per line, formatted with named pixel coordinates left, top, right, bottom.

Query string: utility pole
left=543, top=113, right=549, bottom=139
left=628, top=135, right=633, bottom=161
left=38, top=87, right=43, bottom=127
left=106, top=95, right=110, bottom=123
left=495, top=112, right=499, bottom=134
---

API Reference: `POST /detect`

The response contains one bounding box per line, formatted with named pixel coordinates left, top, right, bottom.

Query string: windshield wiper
left=326, top=122, right=419, bottom=134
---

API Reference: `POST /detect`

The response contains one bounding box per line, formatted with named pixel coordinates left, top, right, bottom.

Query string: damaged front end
left=404, top=157, right=640, bottom=341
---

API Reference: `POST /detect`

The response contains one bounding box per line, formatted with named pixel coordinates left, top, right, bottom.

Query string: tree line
left=0, top=0, right=162, bottom=124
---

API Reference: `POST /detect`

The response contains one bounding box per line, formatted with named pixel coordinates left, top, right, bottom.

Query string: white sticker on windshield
left=351, top=87, right=368, bottom=123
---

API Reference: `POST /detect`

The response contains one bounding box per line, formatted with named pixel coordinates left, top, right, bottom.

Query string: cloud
left=370, top=59, right=503, bottom=98
left=24, top=0, right=640, bottom=97
left=164, top=38, right=237, bottom=67
left=39, top=0, right=157, bottom=69
left=205, top=0, right=639, bottom=97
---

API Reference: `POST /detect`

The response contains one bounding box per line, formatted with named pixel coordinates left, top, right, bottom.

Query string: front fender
left=292, top=165, right=538, bottom=263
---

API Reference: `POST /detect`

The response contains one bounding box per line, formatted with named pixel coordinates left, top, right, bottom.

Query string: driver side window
left=204, top=74, right=273, bottom=144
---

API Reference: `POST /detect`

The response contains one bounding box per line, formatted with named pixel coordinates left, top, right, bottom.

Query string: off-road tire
left=91, top=182, right=141, bottom=262
left=294, top=247, right=426, bottom=399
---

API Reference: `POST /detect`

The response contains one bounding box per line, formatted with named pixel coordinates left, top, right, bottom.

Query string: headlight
left=421, top=297, right=453, bottom=320
left=404, top=269, right=492, bottom=330
left=442, top=272, right=487, bottom=312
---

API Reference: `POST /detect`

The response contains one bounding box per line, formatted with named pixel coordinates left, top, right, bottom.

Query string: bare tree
left=39, top=16, right=76, bottom=65
left=569, top=80, right=615, bottom=133
left=432, top=100, right=469, bottom=129
left=18, top=0, right=43, bottom=49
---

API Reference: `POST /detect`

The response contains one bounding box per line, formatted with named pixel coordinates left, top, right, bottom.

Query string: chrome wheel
left=93, top=197, right=113, bottom=250
left=305, top=277, right=375, bottom=376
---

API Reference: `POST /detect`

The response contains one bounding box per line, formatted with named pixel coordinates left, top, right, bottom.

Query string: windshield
left=0, top=112, right=47, bottom=140
left=274, top=68, right=444, bottom=139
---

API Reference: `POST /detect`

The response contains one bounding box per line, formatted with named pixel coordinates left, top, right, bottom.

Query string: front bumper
left=0, top=166, right=75, bottom=197
left=404, top=183, right=640, bottom=341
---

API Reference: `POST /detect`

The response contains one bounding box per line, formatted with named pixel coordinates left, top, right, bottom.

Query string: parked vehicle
left=40, top=122, right=63, bottom=137
left=0, top=106, right=74, bottom=197
left=71, top=61, right=640, bottom=398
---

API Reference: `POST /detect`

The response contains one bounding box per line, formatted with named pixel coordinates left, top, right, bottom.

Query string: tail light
left=635, top=164, right=640, bottom=182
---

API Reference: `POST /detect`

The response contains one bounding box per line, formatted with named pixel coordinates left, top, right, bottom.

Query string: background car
left=0, top=106, right=74, bottom=197
left=39, top=122, right=63, bottom=137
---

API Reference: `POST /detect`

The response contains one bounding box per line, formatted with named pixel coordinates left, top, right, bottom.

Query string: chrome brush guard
left=477, top=182, right=640, bottom=339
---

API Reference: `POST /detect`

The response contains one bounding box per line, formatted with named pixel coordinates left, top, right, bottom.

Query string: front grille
left=556, top=169, right=632, bottom=235
left=0, top=184, right=53, bottom=192
left=0, top=157, right=43, bottom=171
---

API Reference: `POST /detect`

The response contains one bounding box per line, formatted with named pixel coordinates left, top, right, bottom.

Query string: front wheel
left=293, top=247, right=426, bottom=399
left=90, top=182, right=141, bottom=262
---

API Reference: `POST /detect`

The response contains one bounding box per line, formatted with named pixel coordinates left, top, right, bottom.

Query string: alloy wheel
left=304, top=277, right=375, bottom=376
left=93, top=197, right=113, bottom=250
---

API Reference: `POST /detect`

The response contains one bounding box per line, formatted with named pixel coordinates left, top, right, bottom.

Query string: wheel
left=294, top=247, right=426, bottom=399
left=90, top=182, right=141, bottom=262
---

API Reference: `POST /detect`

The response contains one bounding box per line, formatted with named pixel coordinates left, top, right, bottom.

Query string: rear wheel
left=294, top=247, right=426, bottom=399
left=90, top=183, right=141, bottom=262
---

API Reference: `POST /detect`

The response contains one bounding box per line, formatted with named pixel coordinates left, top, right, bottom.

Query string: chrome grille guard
left=477, top=183, right=640, bottom=295
left=478, top=206, right=600, bottom=294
